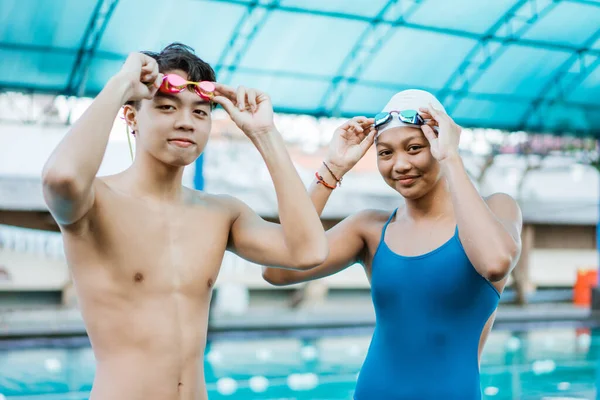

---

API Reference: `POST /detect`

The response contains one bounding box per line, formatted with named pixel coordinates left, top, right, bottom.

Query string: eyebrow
left=376, top=134, right=423, bottom=146
left=154, top=92, right=210, bottom=107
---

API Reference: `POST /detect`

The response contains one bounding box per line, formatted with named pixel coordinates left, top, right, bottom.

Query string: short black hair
left=126, top=42, right=216, bottom=109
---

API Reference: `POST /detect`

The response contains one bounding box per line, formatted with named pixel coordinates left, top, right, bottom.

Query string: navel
left=133, top=272, right=144, bottom=283
left=207, top=278, right=214, bottom=288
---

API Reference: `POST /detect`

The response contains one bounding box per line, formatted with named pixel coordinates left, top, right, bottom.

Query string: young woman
left=263, top=89, right=522, bottom=399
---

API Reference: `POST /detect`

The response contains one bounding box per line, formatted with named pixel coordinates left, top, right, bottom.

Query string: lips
left=397, top=175, right=420, bottom=185
left=168, top=138, right=195, bottom=143
left=168, top=138, right=195, bottom=148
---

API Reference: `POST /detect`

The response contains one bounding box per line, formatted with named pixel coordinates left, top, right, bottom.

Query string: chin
left=169, top=156, right=198, bottom=167
left=162, top=148, right=202, bottom=167
left=395, top=182, right=428, bottom=200
left=397, top=188, right=421, bottom=200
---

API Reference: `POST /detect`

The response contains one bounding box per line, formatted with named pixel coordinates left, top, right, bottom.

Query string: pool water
left=0, top=327, right=598, bottom=399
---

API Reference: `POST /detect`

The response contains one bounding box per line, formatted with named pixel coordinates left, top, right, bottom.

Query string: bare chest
left=67, top=195, right=231, bottom=296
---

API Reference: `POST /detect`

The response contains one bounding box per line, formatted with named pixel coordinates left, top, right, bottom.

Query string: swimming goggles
left=159, top=74, right=216, bottom=101
left=374, top=110, right=424, bottom=129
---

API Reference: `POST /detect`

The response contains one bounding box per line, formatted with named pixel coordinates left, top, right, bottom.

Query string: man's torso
left=61, top=177, right=235, bottom=400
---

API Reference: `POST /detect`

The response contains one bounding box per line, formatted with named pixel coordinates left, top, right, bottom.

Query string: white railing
left=0, top=225, right=64, bottom=259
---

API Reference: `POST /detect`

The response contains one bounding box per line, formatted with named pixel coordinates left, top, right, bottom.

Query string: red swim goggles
left=158, top=74, right=216, bottom=101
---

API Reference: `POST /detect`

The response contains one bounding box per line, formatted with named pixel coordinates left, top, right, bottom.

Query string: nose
left=174, top=111, right=194, bottom=132
left=392, top=154, right=412, bottom=175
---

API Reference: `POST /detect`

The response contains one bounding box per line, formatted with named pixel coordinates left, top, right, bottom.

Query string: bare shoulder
left=484, top=192, right=523, bottom=234
left=352, top=208, right=393, bottom=225
left=484, top=193, right=522, bottom=219
left=206, top=193, right=246, bottom=211
left=183, top=189, right=245, bottom=218
left=344, top=208, right=394, bottom=238
left=484, top=192, right=517, bottom=204
left=86, top=175, right=132, bottom=211
left=340, top=209, right=395, bottom=266
left=93, top=174, right=127, bottom=199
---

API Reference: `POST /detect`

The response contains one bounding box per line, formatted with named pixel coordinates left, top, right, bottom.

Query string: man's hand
left=116, top=53, right=163, bottom=103
left=212, top=83, right=276, bottom=139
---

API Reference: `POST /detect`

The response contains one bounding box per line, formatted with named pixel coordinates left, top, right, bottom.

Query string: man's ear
left=123, top=104, right=137, bottom=134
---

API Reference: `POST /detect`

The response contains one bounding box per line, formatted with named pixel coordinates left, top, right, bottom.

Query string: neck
left=402, top=178, right=454, bottom=222
left=124, top=151, right=186, bottom=202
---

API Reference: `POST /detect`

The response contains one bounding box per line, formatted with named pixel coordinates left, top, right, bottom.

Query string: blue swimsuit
left=354, top=209, right=500, bottom=400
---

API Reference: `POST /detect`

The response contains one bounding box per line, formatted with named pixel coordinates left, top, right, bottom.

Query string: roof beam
left=205, top=0, right=599, bottom=55
left=318, top=0, right=425, bottom=116
left=65, top=0, right=119, bottom=97
left=4, top=0, right=600, bottom=63
left=562, top=0, right=600, bottom=7
left=0, top=42, right=124, bottom=60
left=437, top=0, right=560, bottom=114
left=209, top=66, right=600, bottom=109
left=517, top=27, right=600, bottom=131
left=214, top=0, right=280, bottom=84
left=5, top=37, right=597, bottom=64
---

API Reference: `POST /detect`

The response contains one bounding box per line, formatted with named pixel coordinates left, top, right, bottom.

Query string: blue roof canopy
left=1, top=0, right=599, bottom=136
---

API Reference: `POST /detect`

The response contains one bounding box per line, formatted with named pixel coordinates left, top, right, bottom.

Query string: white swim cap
left=376, top=89, right=445, bottom=137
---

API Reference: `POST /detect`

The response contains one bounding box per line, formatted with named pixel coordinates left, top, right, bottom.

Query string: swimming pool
left=0, top=327, right=597, bottom=399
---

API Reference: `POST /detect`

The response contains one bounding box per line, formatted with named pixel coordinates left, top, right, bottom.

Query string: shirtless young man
left=41, top=43, right=328, bottom=400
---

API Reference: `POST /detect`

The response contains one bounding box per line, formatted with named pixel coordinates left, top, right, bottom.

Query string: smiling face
left=375, top=126, right=442, bottom=199
left=125, top=69, right=212, bottom=167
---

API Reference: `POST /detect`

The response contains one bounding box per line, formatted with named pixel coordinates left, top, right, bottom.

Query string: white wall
left=0, top=249, right=69, bottom=291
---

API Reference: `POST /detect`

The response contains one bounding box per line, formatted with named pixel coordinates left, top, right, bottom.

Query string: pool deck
left=0, top=293, right=597, bottom=341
